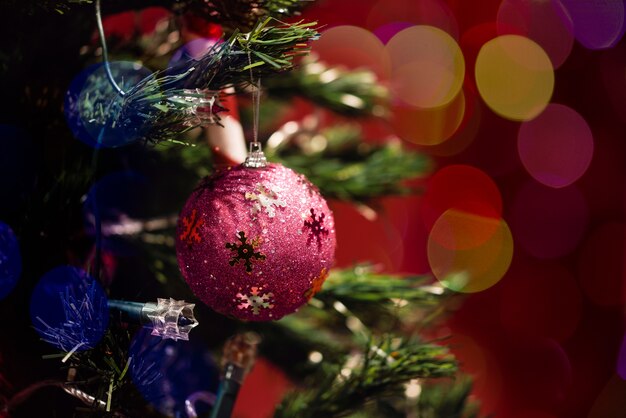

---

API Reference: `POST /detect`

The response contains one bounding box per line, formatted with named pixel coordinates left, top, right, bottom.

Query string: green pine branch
left=267, top=124, right=431, bottom=203
left=416, top=377, right=482, bottom=418
left=265, top=57, right=389, bottom=117
left=318, top=266, right=446, bottom=306
left=307, top=266, right=450, bottom=333
left=81, top=17, right=319, bottom=145
left=336, top=378, right=482, bottom=418
left=40, top=328, right=137, bottom=415
left=274, top=337, right=457, bottom=418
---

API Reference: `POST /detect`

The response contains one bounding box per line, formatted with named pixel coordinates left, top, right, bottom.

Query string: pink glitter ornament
left=176, top=163, right=336, bottom=321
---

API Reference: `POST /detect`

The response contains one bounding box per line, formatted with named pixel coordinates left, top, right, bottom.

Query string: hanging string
left=247, top=49, right=261, bottom=145
left=243, top=47, right=267, bottom=168
left=95, top=0, right=125, bottom=97
left=252, top=78, right=261, bottom=144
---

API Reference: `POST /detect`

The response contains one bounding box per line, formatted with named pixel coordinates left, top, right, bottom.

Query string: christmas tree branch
left=317, top=266, right=447, bottom=306
left=83, top=17, right=318, bottom=144
left=335, top=377, right=481, bottom=417
left=267, top=124, right=431, bottom=203
left=181, top=17, right=318, bottom=88
left=416, top=377, right=481, bottom=418
left=274, top=337, right=457, bottom=418
left=265, top=57, right=389, bottom=117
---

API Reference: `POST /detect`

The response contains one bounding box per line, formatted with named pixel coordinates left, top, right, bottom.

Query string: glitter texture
left=176, top=163, right=336, bottom=321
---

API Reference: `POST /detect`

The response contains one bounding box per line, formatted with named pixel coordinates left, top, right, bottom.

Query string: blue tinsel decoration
left=30, top=266, right=109, bottom=356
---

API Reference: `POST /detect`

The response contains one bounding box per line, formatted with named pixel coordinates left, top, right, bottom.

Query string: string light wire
left=95, top=0, right=126, bottom=96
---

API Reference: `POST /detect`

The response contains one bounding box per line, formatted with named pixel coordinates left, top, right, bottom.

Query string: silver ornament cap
left=243, top=142, right=267, bottom=168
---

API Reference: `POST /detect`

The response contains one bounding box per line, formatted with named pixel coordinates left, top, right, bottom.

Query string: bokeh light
left=428, top=209, right=502, bottom=251
left=30, top=266, right=109, bottom=352
left=64, top=61, right=152, bottom=148
left=511, top=181, right=588, bottom=259
left=577, top=222, right=626, bottom=307
left=311, top=25, right=390, bottom=79
left=518, top=104, right=594, bottom=188
left=421, top=164, right=503, bottom=231
left=475, top=35, right=554, bottom=120
left=367, top=0, right=459, bottom=39
left=130, top=327, right=220, bottom=417
left=391, top=90, right=465, bottom=146
left=386, top=25, right=465, bottom=108
left=500, top=261, right=582, bottom=342
left=497, top=0, right=574, bottom=68
left=560, top=0, right=625, bottom=50
left=0, top=125, right=35, bottom=213
left=0, top=221, right=21, bottom=300
left=423, top=90, right=482, bottom=156
left=428, top=209, right=513, bottom=293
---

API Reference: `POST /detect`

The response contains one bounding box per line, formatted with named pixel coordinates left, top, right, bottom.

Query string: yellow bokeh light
left=386, top=25, right=465, bottom=108
left=428, top=209, right=514, bottom=293
left=392, top=90, right=465, bottom=146
left=475, top=35, right=554, bottom=121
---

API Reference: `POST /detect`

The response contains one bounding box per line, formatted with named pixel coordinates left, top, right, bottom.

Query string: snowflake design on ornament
left=179, top=209, right=204, bottom=246
left=236, top=286, right=275, bottom=315
left=244, top=184, right=286, bottom=218
left=296, top=173, right=320, bottom=196
left=303, top=208, right=329, bottom=249
left=304, top=268, right=329, bottom=300
left=225, top=231, right=266, bottom=273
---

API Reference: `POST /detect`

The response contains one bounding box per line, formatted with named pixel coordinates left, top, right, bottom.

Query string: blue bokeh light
left=0, top=221, right=21, bottom=300
left=129, top=327, right=219, bottom=417
left=64, top=61, right=152, bottom=148
left=30, top=266, right=109, bottom=353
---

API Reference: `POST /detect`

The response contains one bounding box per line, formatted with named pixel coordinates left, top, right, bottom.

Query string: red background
left=235, top=1, right=626, bottom=417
